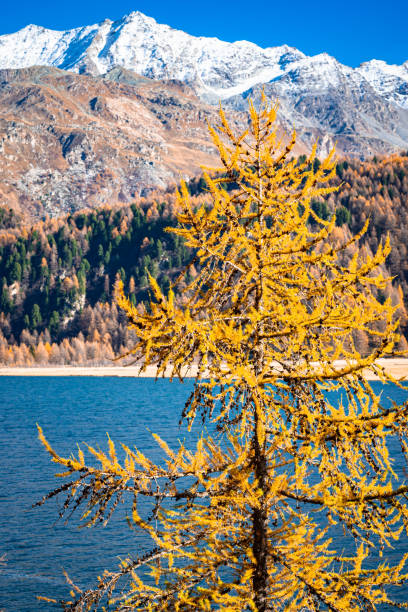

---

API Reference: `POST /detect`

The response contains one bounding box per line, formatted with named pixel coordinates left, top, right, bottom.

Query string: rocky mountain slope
left=0, top=11, right=407, bottom=158
left=0, top=66, right=243, bottom=218
left=224, top=57, right=408, bottom=158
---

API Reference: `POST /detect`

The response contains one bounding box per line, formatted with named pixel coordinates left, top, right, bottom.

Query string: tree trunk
left=252, top=142, right=269, bottom=611
left=252, top=408, right=269, bottom=611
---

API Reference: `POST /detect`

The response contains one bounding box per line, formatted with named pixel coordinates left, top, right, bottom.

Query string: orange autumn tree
left=38, top=95, right=408, bottom=610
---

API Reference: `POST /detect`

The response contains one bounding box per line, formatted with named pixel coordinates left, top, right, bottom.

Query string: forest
left=0, top=152, right=408, bottom=365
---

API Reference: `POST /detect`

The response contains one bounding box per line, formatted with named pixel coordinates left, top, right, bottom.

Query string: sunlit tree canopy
left=38, top=94, right=408, bottom=611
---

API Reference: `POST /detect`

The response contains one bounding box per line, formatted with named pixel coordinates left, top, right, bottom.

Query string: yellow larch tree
left=38, top=94, right=408, bottom=610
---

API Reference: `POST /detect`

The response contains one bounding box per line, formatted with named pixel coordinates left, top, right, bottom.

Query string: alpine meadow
left=37, top=95, right=408, bottom=610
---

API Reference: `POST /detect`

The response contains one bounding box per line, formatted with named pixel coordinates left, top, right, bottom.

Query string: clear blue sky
left=1, top=0, right=407, bottom=68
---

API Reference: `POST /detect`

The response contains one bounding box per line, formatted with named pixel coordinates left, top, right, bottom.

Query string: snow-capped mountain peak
left=0, top=10, right=406, bottom=105
left=0, top=10, right=407, bottom=161
left=356, top=59, right=408, bottom=109
left=0, top=12, right=304, bottom=98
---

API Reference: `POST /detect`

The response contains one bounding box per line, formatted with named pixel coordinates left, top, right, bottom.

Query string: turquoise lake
left=1, top=377, right=408, bottom=610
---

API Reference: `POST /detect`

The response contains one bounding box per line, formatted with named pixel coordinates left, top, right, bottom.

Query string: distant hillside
left=0, top=154, right=407, bottom=365
left=1, top=63, right=408, bottom=223
left=0, top=66, right=244, bottom=220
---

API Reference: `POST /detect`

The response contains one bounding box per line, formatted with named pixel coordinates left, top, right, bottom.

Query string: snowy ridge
left=0, top=11, right=406, bottom=107
left=356, top=60, right=408, bottom=109
left=0, top=12, right=306, bottom=99
left=0, top=10, right=398, bottom=103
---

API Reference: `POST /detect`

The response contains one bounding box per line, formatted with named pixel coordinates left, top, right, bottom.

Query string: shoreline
left=0, top=359, right=407, bottom=380
left=0, top=365, right=169, bottom=378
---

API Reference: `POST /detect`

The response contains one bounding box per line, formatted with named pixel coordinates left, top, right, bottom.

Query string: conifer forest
left=1, top=153, right=408, bottom=365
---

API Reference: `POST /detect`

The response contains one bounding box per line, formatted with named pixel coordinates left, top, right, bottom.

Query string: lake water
left=0, top=377, right=408, bottom=611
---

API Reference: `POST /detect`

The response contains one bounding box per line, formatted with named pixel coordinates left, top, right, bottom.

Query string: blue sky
left=1, top=1, right=407, bottom=68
